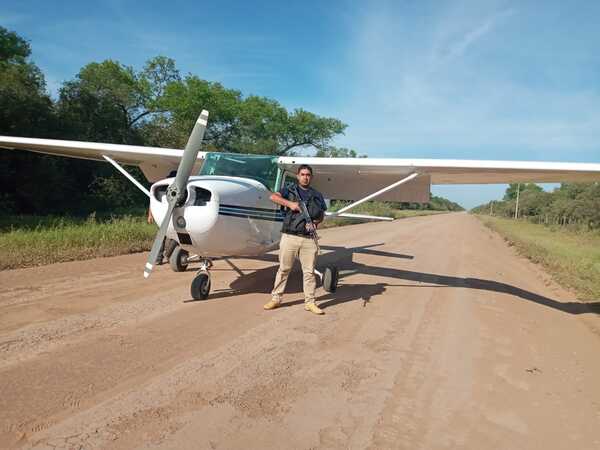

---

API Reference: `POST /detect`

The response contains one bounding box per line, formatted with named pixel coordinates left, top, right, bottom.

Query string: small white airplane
left=2, top=110, right=600, bottom=300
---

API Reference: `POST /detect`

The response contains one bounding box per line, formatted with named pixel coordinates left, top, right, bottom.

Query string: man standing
left=264, top=164, right=327, bottom=315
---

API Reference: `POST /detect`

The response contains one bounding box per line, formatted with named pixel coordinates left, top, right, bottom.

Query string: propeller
left=144, top=110, right=209, bottom=279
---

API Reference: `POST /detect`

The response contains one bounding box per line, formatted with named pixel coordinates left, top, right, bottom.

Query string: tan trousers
left=271, top=233, right=318, bottom=304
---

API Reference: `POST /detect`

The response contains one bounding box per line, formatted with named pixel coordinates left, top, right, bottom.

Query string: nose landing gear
left=190, top=258, right=213, bottom=300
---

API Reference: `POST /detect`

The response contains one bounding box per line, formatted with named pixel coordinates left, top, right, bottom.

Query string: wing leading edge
left=0, top=136, right=206, bottom=182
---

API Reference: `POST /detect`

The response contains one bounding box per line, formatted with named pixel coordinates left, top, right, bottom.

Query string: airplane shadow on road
left=201, top=244, right=405, bottom=305
left=193, top=243, right=600, bottom=315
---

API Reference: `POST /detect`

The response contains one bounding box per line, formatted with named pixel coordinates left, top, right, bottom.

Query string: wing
left=4, top=135, right=600, bottom=202
left=0, top=136, right=207, bottom=182
left=278, top=157, right=600, bottom=202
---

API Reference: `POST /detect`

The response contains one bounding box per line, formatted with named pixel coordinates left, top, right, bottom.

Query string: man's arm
left=312, top=193, right=327, bottom=227
left=147, top=208, right=154, bottom=225
left=270, top=191, right=300, bottom=212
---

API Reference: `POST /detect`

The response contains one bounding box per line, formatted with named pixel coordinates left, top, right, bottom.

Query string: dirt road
left=1, top=213, right=599, bottom=449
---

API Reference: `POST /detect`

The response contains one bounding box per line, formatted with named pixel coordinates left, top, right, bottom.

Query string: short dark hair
left=297, top=164, right=313, bottom=175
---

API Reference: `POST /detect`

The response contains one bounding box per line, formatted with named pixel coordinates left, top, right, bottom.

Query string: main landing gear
left=189, top=260, right=338, bottom=301
left=169, top=247, right=204, bottom=273
left=169, top=246, right=189, bottom=272
left=190, top=258, right=213, bottom=300
left=316, top=265, right=339, bottom=293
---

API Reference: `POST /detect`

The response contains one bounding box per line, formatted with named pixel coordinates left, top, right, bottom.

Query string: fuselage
left=150, top=175, right=284, bottom=257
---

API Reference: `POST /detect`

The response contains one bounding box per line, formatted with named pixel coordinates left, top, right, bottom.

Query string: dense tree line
left=472, top=183, right=600, bottom=230
left=389, top=196, right=464, bottom=212
left=0, top=27, right=346, bottom=215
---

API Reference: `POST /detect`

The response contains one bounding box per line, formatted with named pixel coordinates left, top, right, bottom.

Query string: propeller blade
left=144, top=201, right=177, bottom=278
left=144, top=109, right=209, bottom=279
left=173, top=110, right=209, bottom=202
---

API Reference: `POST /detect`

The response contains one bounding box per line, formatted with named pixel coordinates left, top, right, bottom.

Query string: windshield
left=198, top=152, right=280, bottom=191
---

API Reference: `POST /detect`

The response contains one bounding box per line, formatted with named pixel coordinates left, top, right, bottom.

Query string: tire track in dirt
left=1, top=214, right=599, bottom=449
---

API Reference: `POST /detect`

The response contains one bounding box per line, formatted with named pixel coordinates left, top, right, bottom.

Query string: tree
left=518, top=190, right=551, bottom=217
left=160, top=75, right=347, bottom=155
left=428, top=196, right=464, bottom=211
left=0, top=27, right=61, bottom=213
left=233, top=95, right=288, bottom=154
left=51, top=57, right=181, bottom=213
left=159, top=75, right=243, bottom=150
left=472, top=181, right=600, bottom=230
left=56, top=56, right=179, bottom=144
left=280, top=109, right=346, bottom=155
left=316, top=146, right=362, bottom=158
left=503, top=183, right=542, bottom=201
left=0, top=27, right=30, bottom=63
left=0, top=27, right=53, bottom=137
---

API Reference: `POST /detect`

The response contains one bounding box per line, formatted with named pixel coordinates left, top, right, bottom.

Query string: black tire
left=169, top=246, right=189, bottom=272
left=164, top=238, right=179, bottom=259
left=191, top=273, right=211, bottom=300
left=323, top=266, right=338, bottom=293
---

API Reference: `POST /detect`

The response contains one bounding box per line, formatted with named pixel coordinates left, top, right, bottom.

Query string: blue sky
left=3, top=0, right=600, bottom=208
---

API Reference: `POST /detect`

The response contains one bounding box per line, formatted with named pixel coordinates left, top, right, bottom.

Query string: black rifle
left=293, top=187, right=320, bottom=253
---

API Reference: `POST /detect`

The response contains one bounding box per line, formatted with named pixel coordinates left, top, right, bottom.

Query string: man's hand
left=287, top=201, right=301, bottom=212
left=305, top=222, right=316, bottom=233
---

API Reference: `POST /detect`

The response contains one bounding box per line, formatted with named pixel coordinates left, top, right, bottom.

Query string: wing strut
left=102, top=155, right=151, bottom=198
left=325, top=212, right=394, bottom=221
left=332, top=172, right=420, bottom=215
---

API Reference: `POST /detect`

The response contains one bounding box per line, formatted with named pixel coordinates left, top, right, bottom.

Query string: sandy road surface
left=1, top=213, right=600, bottom=450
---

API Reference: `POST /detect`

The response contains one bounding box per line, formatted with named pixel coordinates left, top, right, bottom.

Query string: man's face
left=297, top=169, right=312, bottom=188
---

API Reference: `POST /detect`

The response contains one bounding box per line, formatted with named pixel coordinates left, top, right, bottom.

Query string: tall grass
left=0, top=214, right=156, bottom=270
left=477, top=215, right=600, bottom=301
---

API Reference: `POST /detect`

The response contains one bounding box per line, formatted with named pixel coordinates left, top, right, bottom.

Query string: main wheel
left=191, top=272, right=211, bottom=300
left=169, top=246, right=189, bottom=272
left=323, top=266, right=339, bottom=293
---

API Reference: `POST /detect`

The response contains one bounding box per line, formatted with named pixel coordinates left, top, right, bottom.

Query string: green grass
left=1, top=208, right=447, bottom=270
left=0, top=214, right=156, bottom=270
left=477, top=215, right=600, bottom=300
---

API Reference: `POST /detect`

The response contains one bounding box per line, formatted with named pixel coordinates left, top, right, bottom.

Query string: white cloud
left=311, top=1, right=600, bottom=207
left=322, top=2, right=600, bottom=160
left=443, top=8, right=514, bottom=61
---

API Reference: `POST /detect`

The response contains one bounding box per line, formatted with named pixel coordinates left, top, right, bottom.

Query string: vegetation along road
left=1, top=213, right=599, bottom=449
left=477, top=215, right=600, bottom=300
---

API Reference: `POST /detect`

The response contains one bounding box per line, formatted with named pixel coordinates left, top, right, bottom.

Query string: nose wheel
left=190, top=258, right=213, bottom=300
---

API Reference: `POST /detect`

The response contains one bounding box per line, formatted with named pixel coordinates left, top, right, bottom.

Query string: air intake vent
left=154, top=185, right=168, bottom=202
left=193, top=187, right=212, bottom=206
